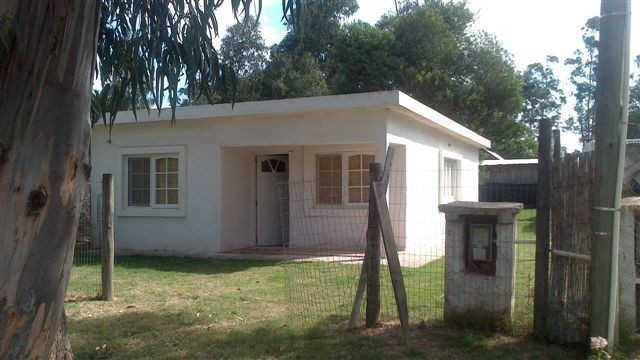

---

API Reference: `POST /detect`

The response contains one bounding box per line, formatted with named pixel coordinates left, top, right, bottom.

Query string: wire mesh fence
left=68, top=184, right=103, bottom=300
left=280, top=167, right=537, bottom=333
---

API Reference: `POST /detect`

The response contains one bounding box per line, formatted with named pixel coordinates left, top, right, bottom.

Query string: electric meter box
left=438, top=201, right=523, bottom=324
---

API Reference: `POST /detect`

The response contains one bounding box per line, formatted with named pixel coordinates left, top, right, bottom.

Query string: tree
left=375, top=2, right=533, bottom=157
left=180, top=16, right=268, bottom=105
left=260, top=47, right=328, bottom=99
left=521, top=56, right=566, bottom=134
left=0, top=1, right=294, bottom=358
left=278, top=0, right=358, bottom=65
left=329, top=21, right=401, bottom=94
left=564, top=16, right=600, bottom=143
left=219, top=17, right=268, bottom=102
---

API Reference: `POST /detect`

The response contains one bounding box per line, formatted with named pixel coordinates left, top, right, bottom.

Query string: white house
left=90, top=91, right=490, bottom=257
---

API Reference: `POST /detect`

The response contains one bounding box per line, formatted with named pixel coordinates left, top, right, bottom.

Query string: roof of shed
left=107, top=90, right=491, bottom=149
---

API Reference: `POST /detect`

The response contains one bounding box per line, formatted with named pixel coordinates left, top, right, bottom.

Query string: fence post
left=366, top=163, right=382, bottom=327
left=534, top=118, right=552, bottom=338
left=101, top=173, right=114, bottom=301
left=591, top=0, right=631, bottom=346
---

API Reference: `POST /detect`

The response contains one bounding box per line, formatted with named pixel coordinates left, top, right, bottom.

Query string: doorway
left=256, top=154, right=288, bottom=246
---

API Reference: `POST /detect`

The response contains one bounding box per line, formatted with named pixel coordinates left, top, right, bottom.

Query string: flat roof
left=106, top=90, right=491, bottom=148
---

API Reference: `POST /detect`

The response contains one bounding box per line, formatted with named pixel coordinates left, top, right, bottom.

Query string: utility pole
left=590, top=0, right=631, bottom=347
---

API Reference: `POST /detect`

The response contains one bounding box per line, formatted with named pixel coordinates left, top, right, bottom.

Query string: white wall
left=91, top=108, right=387, bottom=255
left=386, top=113, right=480, bottom=255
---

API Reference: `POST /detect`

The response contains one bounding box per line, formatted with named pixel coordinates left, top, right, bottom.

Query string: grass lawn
left=66, top=255, right=585, bottom=359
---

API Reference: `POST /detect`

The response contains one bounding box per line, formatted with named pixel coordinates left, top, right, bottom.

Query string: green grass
left=66, top=254, right=585, bottom=359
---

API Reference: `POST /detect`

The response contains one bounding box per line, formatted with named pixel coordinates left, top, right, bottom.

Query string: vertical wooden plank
left=366, top=164, right=382, bottom=327
left=534, top=118, right=552, bottom=338
left=373, top=182, right=410, bottom=336
left=101, top=173, right=114, bottom=301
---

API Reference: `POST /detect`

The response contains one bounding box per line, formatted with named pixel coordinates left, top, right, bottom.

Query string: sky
left=214, top=0, right=640, bottom=152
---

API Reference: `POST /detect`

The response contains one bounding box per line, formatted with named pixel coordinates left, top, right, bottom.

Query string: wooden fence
left=546, top=146, right=594, bottom=343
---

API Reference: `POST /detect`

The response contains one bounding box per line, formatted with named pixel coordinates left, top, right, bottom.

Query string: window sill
left=118, top=207, right=186, bottom=218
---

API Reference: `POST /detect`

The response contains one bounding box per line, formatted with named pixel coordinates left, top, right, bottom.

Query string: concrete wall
left=91, top=108, right=387, bottom=255
left=386, top=113, right=480, bottom=254
left=91, top=106, right=482, bottom=256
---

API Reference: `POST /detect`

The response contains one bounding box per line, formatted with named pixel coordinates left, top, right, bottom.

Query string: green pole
left=590, top=0, right=631, bottom=347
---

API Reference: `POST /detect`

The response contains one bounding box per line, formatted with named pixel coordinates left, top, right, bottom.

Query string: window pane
left=167, top=174, right=178, bottom=188
left=331, top=187, right=342, bottom=204
left=363, top=155, right=375, bottom=168
left=131, top=174, right=144, bottom=188
left=261, top=160, right=271, bottom=172
left=167, top=158, right=178, bottom=172
left=156, top=174, right=166, bottom=189
left=349, top=188, right=361, bottom=203
left=363, top=171, right=370, bottom=186
left=128, top=157, right=150, bottom=206
left=331, top=171, right=342, bottom=186
left=318, top=156, right=333, bottom=171
left=362, top=187, right=370, bottom=202
left=275, top=160, right=286, bottom=173
left=332, top=155, right=342, bottom=170
left=130, top=190, right=142, bottom=205
left=156, top=190, right=166, bottom=204
left=318, top=172, right=332, bottom=186
left=349, top=171, right=361, bottom=186
left=156, top=158, right=166, bottom=172
left=348, top=155, right=361, bottom=170
left=167, top=190, right=178, bottom=204
left=317, top=187, right=342, bottom=205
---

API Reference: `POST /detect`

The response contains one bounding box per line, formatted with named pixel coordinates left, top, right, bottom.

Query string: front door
left=256, top=155, right=288, bottom=246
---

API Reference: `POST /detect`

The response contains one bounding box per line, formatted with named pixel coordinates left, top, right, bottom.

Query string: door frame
left=255, top=154, right=289, bottom=247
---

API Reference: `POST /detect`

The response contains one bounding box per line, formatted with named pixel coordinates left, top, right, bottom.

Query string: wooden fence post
left=101, top=173, right=114, bottom=301
left=373, top=181, right=410, bottom=336
left=349, top=147, right=395, bottom=329
left=365, top=163, right=382, bottom=327
left=534, top=118, right=552, bottom=338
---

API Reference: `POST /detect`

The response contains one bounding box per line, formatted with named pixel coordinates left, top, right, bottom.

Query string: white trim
left=116, top=146, right=187, bottom=217
left=439, top=150, right=462, bottom=204
left=481, top=159, right=538, bottom=166
left=314, top=151, right=377, bottom=208
left=106, top=91, right=490, bottom=149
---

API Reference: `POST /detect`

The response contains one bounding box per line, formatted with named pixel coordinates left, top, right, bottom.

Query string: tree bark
left=0, top=1, right=99, bottom=359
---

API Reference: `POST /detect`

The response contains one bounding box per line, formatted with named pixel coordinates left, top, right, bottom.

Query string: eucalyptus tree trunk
left=0, top=1, right=99, bottom=359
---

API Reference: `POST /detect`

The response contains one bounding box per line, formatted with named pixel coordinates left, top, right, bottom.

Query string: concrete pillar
left=438, top=201, right=523, bottom=325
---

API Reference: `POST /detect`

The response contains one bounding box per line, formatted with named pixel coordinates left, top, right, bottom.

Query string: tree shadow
left=68, top=310, right=587, bottom=360
left=113, top=255, right=282, bottom=275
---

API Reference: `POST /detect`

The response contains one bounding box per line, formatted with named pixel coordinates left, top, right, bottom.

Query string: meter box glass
left=464, top=215, right=497, bottom=275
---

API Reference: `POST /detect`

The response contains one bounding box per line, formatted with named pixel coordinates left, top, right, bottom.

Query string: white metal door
left=256, top=155, right=288, bottom=246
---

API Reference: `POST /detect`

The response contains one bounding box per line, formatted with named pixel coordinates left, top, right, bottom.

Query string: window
left=316, top=153, right=375, bottom=206
left=441, top=157, right=460, bottom=203
left=127, top=155, right=179, bottom=207
left=118, top=146, right=186, bottom=216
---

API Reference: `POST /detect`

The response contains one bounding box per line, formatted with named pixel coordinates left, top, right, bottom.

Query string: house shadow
left=113, top=255, right=282, bottom=275
left=68, top=310, right=587, bottom=359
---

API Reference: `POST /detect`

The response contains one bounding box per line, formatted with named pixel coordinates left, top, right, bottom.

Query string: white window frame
left=117, top=146, right=186, bottom=217
left=314, top=151, right=376, bottom=208
left=439, top=150, right=461, bottom=204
